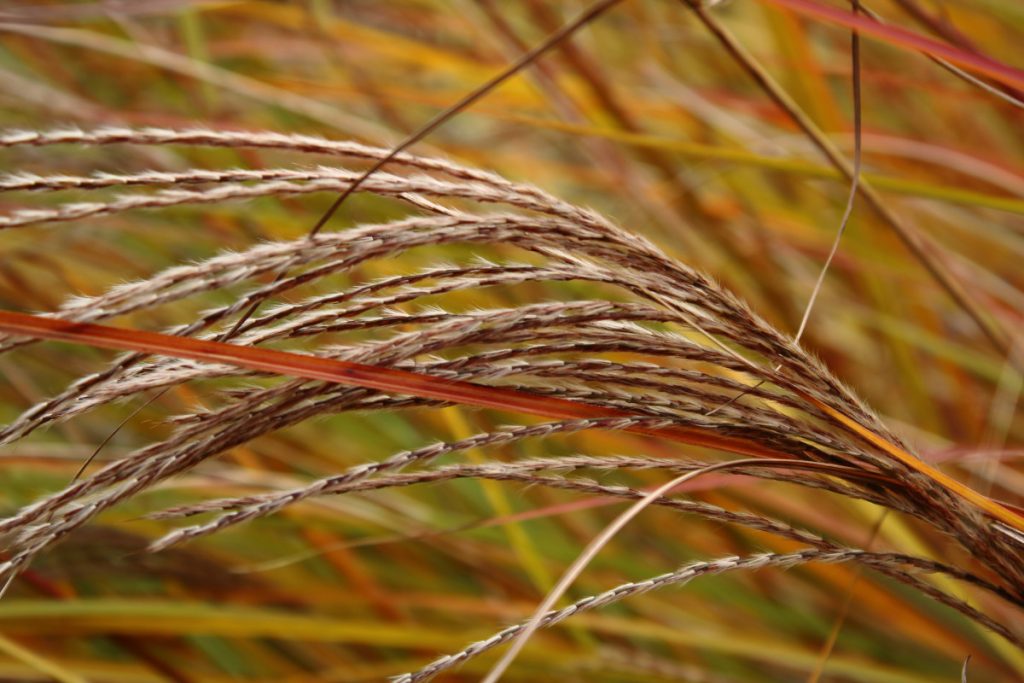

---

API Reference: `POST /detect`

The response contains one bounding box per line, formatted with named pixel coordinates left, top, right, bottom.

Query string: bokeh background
left=0, top=1, right=1022, bottom=681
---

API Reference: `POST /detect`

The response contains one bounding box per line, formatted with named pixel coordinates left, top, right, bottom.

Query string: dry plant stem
left=395, top=549, right=1020, bottom=683
left=887, top=0, right=978, bottom=53
left=686, top=2, right=1013, bottom=360
left=480, top=458, right=831, bottom=683
left=306, top=0, right=624, bottom=235
left=925, top=59, right=1024, bottom=111
left=795, top=0, right=862, bottom=344
left=711, top=0, right=864, bottom=414
left=70, top=390, right=162, bottom=483
left=220, top=0, right=624, bottom=338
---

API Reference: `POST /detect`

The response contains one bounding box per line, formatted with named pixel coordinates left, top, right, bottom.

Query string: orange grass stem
left=0, top=310, right=781, bottom=459
left=802, top=394, right=1024, bottom=533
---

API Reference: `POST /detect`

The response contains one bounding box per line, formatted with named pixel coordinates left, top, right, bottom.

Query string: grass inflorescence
left=0, top=2, right=1021, bottom=682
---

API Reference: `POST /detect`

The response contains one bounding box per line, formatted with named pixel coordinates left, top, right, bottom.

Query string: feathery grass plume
left=0, top=128, right=1020, bottom=679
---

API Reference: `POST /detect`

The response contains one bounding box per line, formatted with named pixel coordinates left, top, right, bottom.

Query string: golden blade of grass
left=0, top=634, right=86, bottom=683
left=803, top=393, right=1024, bottom=534
left=0, top=597, right=963, bottom=682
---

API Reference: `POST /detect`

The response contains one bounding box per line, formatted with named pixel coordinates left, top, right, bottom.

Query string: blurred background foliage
left=0, top=0, right=1021, bottom=681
